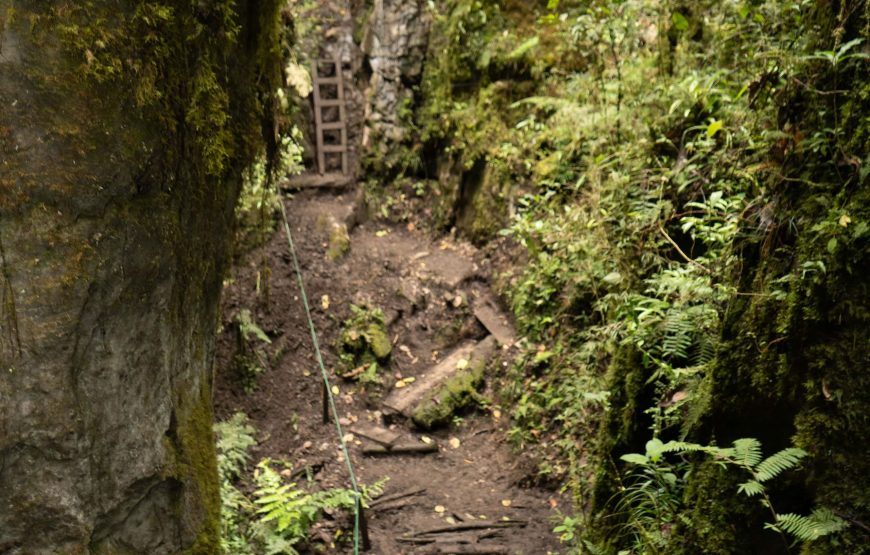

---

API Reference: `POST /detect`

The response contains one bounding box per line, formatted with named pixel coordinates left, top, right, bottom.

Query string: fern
left=661, top=312, right=694, bottom=362
left=215, top=412, right=258, bottom=481
left=772, top=508, right=848, bottom=541
left=726, top=437, right=764, bottom=468
left=620, top=437, right=848, bottom=547
left=754, top=447, right=807, bottom=483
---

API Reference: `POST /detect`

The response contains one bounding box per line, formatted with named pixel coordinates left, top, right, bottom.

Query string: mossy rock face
left=338, top=304, right=392, bottom=378
left=0, top=0, right=281, bottom=552
left=411, top=337, right=495, bottom=429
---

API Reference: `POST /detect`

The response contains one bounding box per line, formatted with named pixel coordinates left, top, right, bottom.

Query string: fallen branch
left=411, top=520, right=527, bottom=536
left=370, top=487, right=426, bottom=508
left=363, top=443, right=439, bottom=456
left=418, top=545, right=509, bottom=554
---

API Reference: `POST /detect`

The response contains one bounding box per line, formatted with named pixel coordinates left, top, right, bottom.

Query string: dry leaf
left=501, top=499, right=512, bottom=507
left=331, top=385, right=340, bottom=396
left=321, top=295, right=330, bottom=310
left=449, top=437, right=461, bottom=449
left=456, top=358, right=469, bottom=370
left=421, top=436, right=433, bottom=445
left=434, top=505, right=446, bottom=514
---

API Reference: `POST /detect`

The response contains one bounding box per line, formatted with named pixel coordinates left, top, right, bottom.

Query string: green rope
left=279, top=198, right=363, bottom=554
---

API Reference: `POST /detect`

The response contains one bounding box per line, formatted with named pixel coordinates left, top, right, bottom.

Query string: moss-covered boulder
left=337, top=304, right=392, bottom=379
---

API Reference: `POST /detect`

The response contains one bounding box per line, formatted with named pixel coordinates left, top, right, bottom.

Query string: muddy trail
left=213, top=188, right=567, bottom=554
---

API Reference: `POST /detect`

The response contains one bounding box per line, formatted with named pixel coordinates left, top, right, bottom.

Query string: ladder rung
left=321, top=145, right=346, bottom=153
left=319, top=99, right=343, bottom=107
left=317, top=77, right=341, bottom=85
left=321, top=122, right=344, bottom=130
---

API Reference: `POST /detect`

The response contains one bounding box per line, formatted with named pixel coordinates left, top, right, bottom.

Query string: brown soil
left=214, top=188, right=567, bottom=554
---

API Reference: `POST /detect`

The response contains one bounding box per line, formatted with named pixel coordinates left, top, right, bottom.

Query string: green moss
left=411, top=357, right=486, bottom=429
left=411, top=339, right=494, bottom=429
left=337, top=304, right=391, bottom=378
left=327, top=223, right=350, bottom=261
left=172, top=383, right=222, bottom=555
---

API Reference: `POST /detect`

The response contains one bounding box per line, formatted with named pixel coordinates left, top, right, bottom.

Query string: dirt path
left=214, top=188, right=566, bottom=554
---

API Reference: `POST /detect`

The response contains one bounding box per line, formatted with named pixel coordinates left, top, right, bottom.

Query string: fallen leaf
left=394, top=377, right=416, bottom=389
left=434, top=505, right=446, bottom=514
left=331, top=385, right=340, bottom=396
left=376, top=229, right=389, bottom=237
left=445, top=516, right=456, bottom=524
left=549, top=498, right=559, bottom=509
left=456, top=358, right=469, bottom=370
left=492, top=409, right=502, bottom=420
left=343, top=433, right=354, bottom=443
left=449, top=437, right=461, bottom=449
left=501, top=499, right=512, bottom=507
left=421, top=436, right=433, bottom=445
left=321, top=295, right=330, bottom=310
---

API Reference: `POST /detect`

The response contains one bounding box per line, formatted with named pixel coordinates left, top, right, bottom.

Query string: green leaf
left=738, top=480, right=765, bottom=497
left=672, top=12, right=689, bottom=32
left=509, top=36, right=540, bottom=59
left=645, top=438, right=665, bottom=459
left=706, top=120, right=724, bottom=138
left=620, top=453, right=649, bottom=465
left=755, top=447, right=807, bottom=482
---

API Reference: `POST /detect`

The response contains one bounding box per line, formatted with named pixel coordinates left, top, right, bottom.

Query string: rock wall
left=0, top=1, right=280, bottom=553
left=359, top=0, right=430, bottom=156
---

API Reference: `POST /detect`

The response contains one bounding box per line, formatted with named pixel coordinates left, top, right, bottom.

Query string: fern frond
left=729, top=438, right=763, bottom=468
left=662, top=312, right=694, bottom=362
left=755, top=447, right=807, bottom=482
left=773, top=508, right=848, bottom=541
left=737, top=480, right=765, bottom=497
left=661, top=440, right=714, bottom=454
left=215, top=412, right=257, bottom=480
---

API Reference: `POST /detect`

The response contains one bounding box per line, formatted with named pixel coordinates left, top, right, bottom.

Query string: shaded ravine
left=213, top=188, right=567, bottom=554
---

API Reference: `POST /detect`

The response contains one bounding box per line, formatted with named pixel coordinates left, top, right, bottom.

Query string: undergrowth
left=215, top=413, right=385, bottom=554
left=361, top=0, right=869, bottom=552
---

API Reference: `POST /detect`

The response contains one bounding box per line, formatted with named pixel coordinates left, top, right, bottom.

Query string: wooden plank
left=321, top=145, right=345, bottom=153
left=321, top=121, right=344, bottom=130
left=318, top=99, right=343, bottom=107
left=382, top=342, right=478, bottom=415
left=317, top=76, right=341, bottom=85
left=472, top=297, right=515, bottom=346
left=352, top=424, right=402, bottom=448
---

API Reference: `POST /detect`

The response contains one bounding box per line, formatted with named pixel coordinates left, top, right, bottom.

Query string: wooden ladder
left=312, top=57, right=348, bottom=175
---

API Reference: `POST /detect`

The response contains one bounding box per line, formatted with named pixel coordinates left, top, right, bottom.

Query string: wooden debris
left=472, top=296, right=515, bottom=346
left=281, top=172, right=354, bottom=190
left=382, top=342, right=478, bottom=415
left=362, top=442, right=439, bottom=456
left=352, top=423, right=402, bottom=448
left=410, top=520, right=527, bottom=536
left=370, top=487, right=426, bottom=508
left=417, top=545, right=509, bottom=555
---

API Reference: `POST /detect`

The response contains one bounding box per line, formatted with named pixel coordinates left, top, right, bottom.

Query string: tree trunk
left=0, top=1, right=279, bottom=553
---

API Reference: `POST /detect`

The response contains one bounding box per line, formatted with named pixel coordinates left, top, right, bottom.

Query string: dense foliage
left=364, top=0, right=869, bottom=552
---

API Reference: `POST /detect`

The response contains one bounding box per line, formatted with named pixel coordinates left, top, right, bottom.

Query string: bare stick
left=657, top=224, right=711, bottom=274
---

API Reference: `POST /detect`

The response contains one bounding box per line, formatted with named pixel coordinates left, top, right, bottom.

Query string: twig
left=656, top=224, right=711, bottom=274
left=370, top=487, right=426, bottom=508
